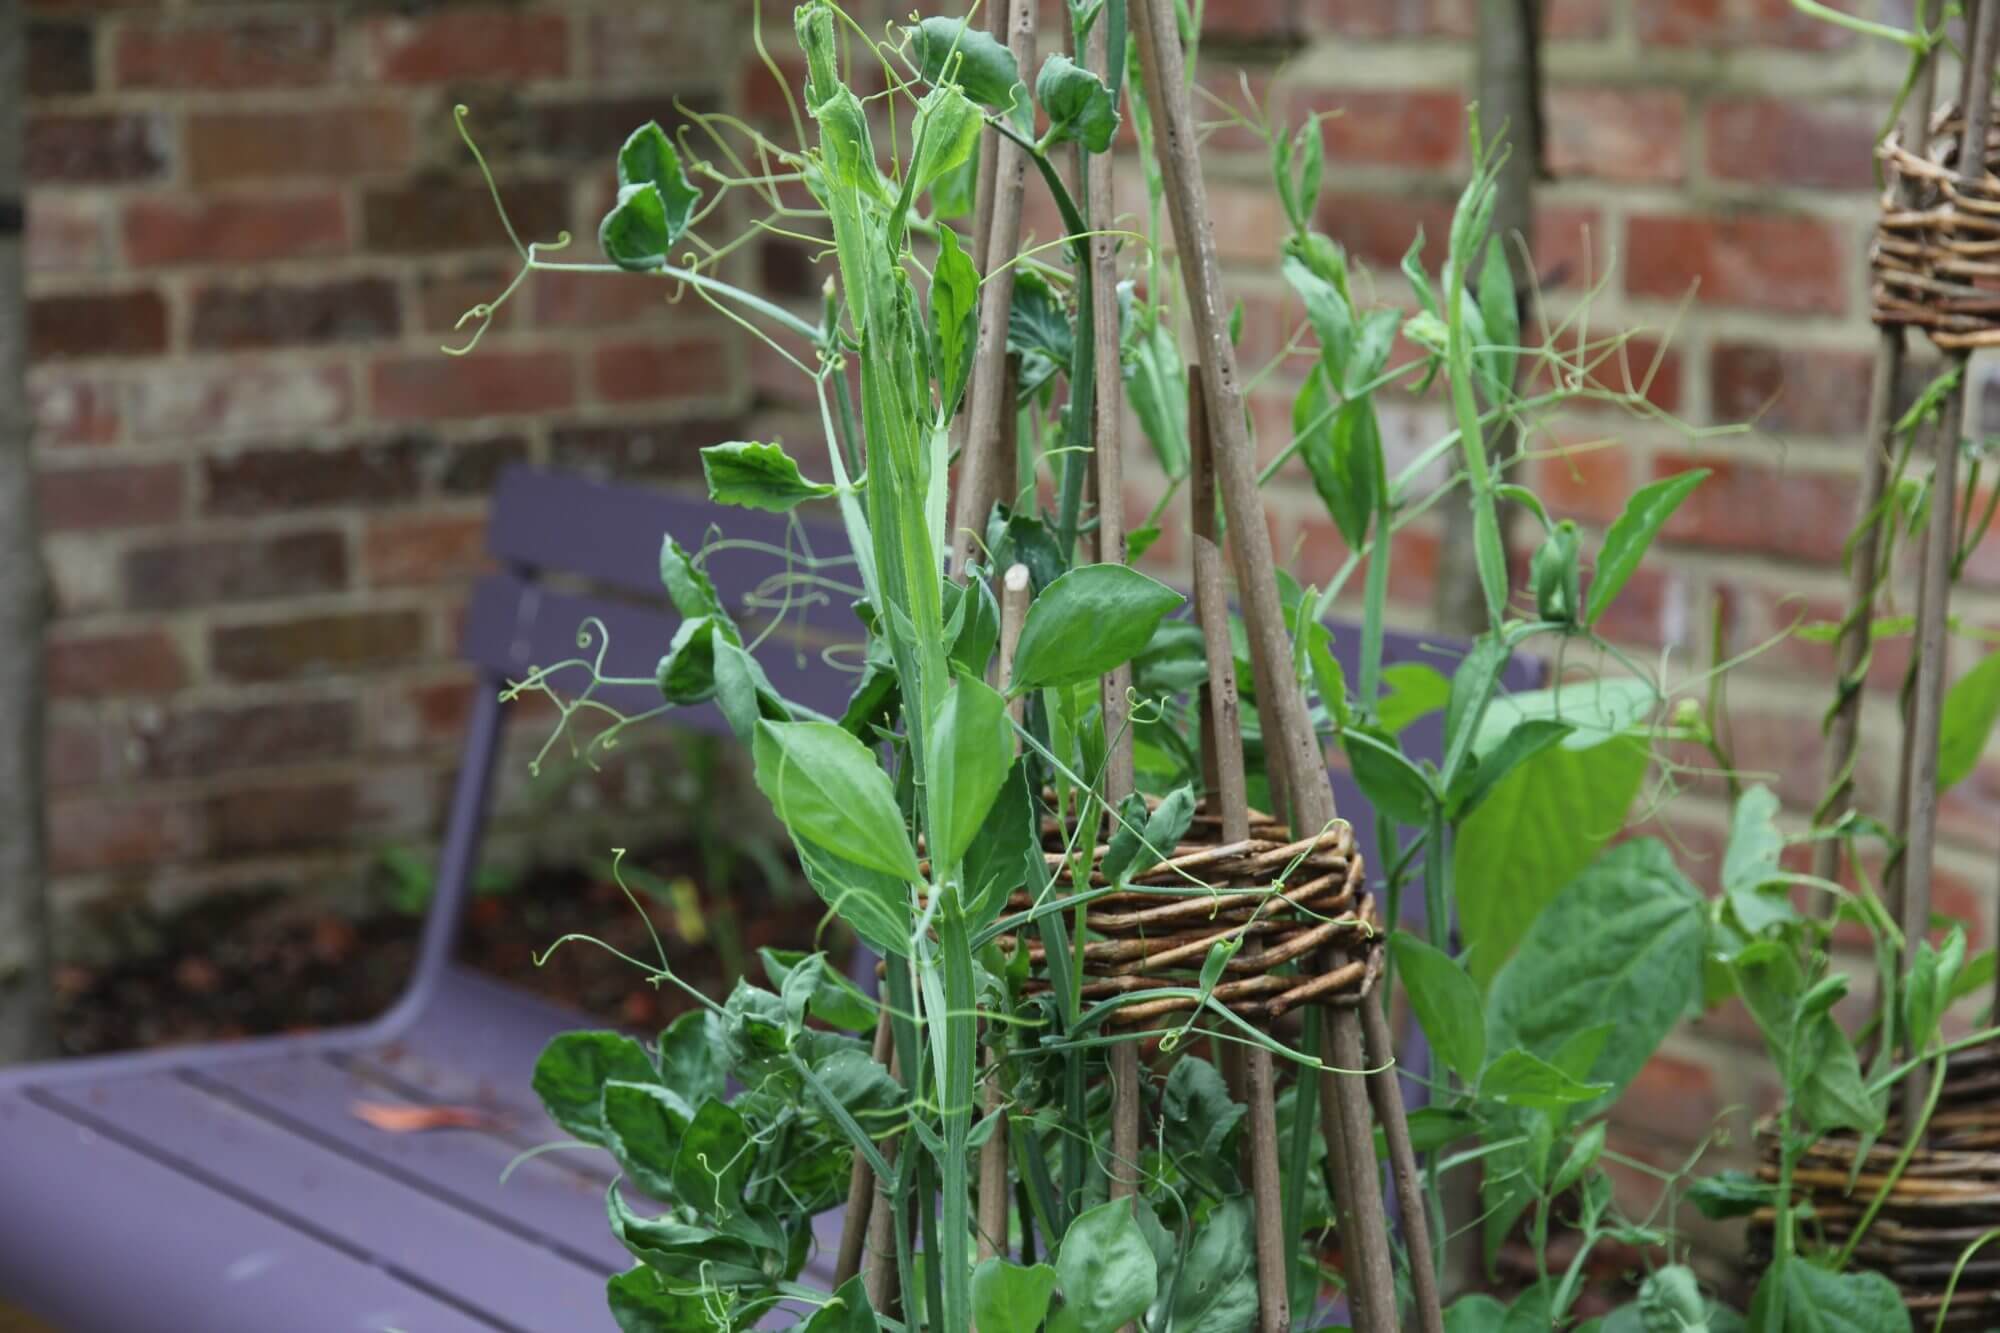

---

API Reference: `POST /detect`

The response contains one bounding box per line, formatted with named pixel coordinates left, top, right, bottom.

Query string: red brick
left=123, top=193, right=348, bottom=267
left=1532, top=332, right=1681, bottom=412
left=29, top=288, right=167, bottom=361
left=1589, top=563, right=1681, bottom=650
left=1301, top=0, right=1436, bottom=37
left=28, top=20, right=95, bottom=97
left=591, top=337, right=732, bottom=406
left=122, top=530, right=348, bottom=612
left=549, top=416, right=739, bottom=483
left=361, top=179, right=569, bottom=255
left=1626, top=212, right=1846, bottom=315
left=1545, top=88, right=1687, bottom=183
left=1762, top=587, right=1910, bottom=695
left=208, top=781, right=358, bottom=859
left=211, top=608, right=428, bottom=684
left=419, top=264, right=524, bottom=336
left=739, top=51, right=806, bottom=130
left=532, top=267, right=673, bottom=329
left=46, top=629, right=187, bottom=699
left=1611, top=1051, right=1722, bottom=1145
left=362, top=9, right=568, bottom=83
left=133, top=698, right=357, bottom=780
left=202, top=437, right=426, bottom=516
left=1640, top=0, right=1851, bottom=49
left=47, top=722, right=109, bottom=790
left=370, top=349, right=576, bottom=421
left=591, top=7, right=736, bottom=82
left=38, top=461, right=183, bottom=532
left=1710, top=340, right=1874, bottom=437
left=190, top=278, right=400, bottom=351
left=186, top=106, right=411, bottom=187
left=26, top=196, right=110, bottom=274
left=1705, top=96, right=1877, bottom=191
left=1653, top=452, right=1852, bottom=564
left=127, top=362, right=354, bottom=442
left=1315, top=190, right=1455, bottom=273
left=1386, top=524, right=1443, bottom=606
left=525, top=95, right=715, bottom=164
left=114, top=16, right=334, bottom=90
left=26, top=112, right=168, bottom=184
left=363, top=513, right=490, bottom=588
left=48, top=797, right=204, bottom=875
left=1534, top=442, right=1630, bottom=527
left=1200, top=0, right=1299, bottom=39
left=1533, top=204, right=1604, bottom=291
left=1294, top=88, right=1466, bottom=170
left=29, top=374, right=120, bottom=447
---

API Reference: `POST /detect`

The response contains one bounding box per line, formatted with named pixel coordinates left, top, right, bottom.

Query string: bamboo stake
left=1361, top=986, right=1445, bottom=1333
left=1814, top=46, right=1938, bottom=904
left=1320, top=1009, right=1401, bottom=1330
left=978, top=563, right=1034, bottom=1261
left=1904, top=5, right=2000, bottom=1126
left=950, top=0, right=1036, bottom=574
left=863, top=1045, right=903, bottom=1314
left=836, top=1008, right=896, bottom=1282
left=1192, top=363, right=1285, bottom=1333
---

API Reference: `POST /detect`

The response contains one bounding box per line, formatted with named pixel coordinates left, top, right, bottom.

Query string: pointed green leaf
left=1036, top=53, right=1120, bottom=152
left=753, top=720, right=919, bottom=882
left=1010, top=564, right=1183, bottom=693
left=1939, top=648, right=2000, bottom=791
left=1390, top=932, right=1486, bottom=1081
left=532, top=1031, right=656, bottom=1146
left=1585, top=469, right=1709, bottom=626
left=1479, top=1048, right=1611, bottom=1111
left=928, top=673, right=1014, bottom=866
left=908, top=16, right=1022, bottom=109
left=1055, top=1199, right=1159, bottom=1333
left=699, top=441, right=835, bottom=513
left=973, top=1259, right=1061, bottom=1333
left=616, top=121, right=701, bottom=247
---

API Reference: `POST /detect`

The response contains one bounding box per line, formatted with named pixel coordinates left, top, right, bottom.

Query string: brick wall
left=24, top=0, right=1991, bottom=1278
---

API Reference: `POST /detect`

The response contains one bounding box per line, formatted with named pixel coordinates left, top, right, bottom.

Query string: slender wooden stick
left=950, top=0, right=1036, bottom=574
left=836, top=1008, right=895, bottom=1282
left=966, top=0, right=1007, bottom=277
left=1904, top=5, right=2000, bottom=1124
left=1361, top=989, right=1445, bottom=1333
left=863, top=1045, right=903, bottom=1315
left=1321, top=1007, right=1400, bottom=1331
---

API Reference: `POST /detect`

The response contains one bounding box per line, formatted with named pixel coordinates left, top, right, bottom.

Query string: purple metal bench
left=0, top=463, right=1531, bottom=1332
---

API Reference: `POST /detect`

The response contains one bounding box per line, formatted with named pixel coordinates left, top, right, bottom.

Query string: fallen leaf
left=350, top=1100, right=500, bottom=1134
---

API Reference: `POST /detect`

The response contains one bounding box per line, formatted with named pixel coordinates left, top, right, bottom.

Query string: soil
left=52, top=846, right=832, bottom=1057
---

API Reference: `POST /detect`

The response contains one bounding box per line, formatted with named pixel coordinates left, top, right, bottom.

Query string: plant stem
left=1837, top=1052, right=1945, bottom=1269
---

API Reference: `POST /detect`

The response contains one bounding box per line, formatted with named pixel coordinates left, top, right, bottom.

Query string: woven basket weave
left=1750, top=1043, right=2000, bottom=1330
left=1010, top=802, right=1381, bottom=1027
left=1871, top=104, right=2000, bottom=347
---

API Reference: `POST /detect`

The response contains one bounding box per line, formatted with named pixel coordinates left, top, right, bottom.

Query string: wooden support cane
left=835, top=1008, right=896, bottom=1283
left=1362, top=988, right=1445, bottom=1333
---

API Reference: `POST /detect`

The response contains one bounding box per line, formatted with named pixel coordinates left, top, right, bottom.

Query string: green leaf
left=1530, top=520, right=1581, bottom=625
left=1307, top=624, right=1351, bottom=732
left=657, top=615, right=726, bottom=705
left=1455, top=728, right=1649, bottom=988
left=945, top=577, right=1002, bottom=679
left=603, top=1080, right=691, bottom=1200
left=1722, top=785, right=1796, bottom=933
left=793, top=832, right=913, bottom=960
left=1161, top=1056, right=1244, bottom=1160
left=1748, top=1257, right=1911, bottom=1333
left=1283, top=252, right=1355, bottom=388
left=711, top=637, right=793, bottom=742
left=699, top=441, right=835, bottom=512
left=1010, top=564, right=1184, bottom=693
left=617, top=121, right=701, bottom=243
left=1055, top=1199, right=1159, bottom=1333
left=1550, top=1120, right=1605, bottom=1194
left=908, top=82, right=983, bottom=201
left=758, top=948, right=878, bottom=1031
left=1122, top=301, right=1189, bottom=480
left=1939, top=648, right=2000, bottom=791
left=657, top=1009, right=726, bottom=1107
left=1344, top=726, right=1436, bottom=826
left=908, top=15, right=1022, bottom=109
left=660, top=536, right=726, bottom=622
left=1476, top=233, right=1519, bottom=396
left=931, top=225, right=980, bottom=415
left=1391, top=933, right=1486, bottom=1081
left=608, top=1191, right=768, bottom=1287
left=928, top=673, right=1015, bottom=866
left=1036, top=53, right=1120, bottom=152
left=1298, top=381, right=1385, bottom=553
left=1151, top=1196, right=1258, bottom=1332
left=1447, top=718, right=1573, bottom=820
left=1445, top=1294, right=1508, bottom=1333
left=605, top=1265, right=729, bottom=1333
left=1796, top=1013, right=1879, bottom=1136
left=1479, top=1048, right=1611, bottom=1111
left=599, top=183, right=674, bottom=271
left=1486, top=839, right=1704, bottom=1102
left=532, top=1031, right=655, bottom=1146
left=973, top=1259, right=1061, bottom=1333
left=1686, top=1169, right=1775, bottom=1220
left=962, top=758, right=1037, bottom=930
left=800, top=1275, right=878, bottom=1333
left=1586, top=469, right=1709, bottom=626
left=1378, top=661, right=1452, bottom=734
left=753, top=720, right=919, bottom=882
left=672, top=1097, right=752, bottom=1218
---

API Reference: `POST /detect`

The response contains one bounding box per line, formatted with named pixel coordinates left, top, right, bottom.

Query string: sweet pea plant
left=442, top=2, right=1989, bottom=1330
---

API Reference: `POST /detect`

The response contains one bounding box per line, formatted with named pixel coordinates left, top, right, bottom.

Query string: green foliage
left=1008, top=564, right=1183, bottom=693
left=1586, top=470, right=1709, bottom=628
left=972, top=1259, right=1060, bottom=1333
left=1938, top=647, right=2000, bottom=791
left=907, top=15, right=1022, bottom=109
left=700, top=441, right=836, bottom=512
left=1035, top=53, right=1120, bottom=152
left=600, top=122, right=702, bottom=271
left=1749, top=1260, right=1912, bottom=1333
left=533, top=1032, right=657, bottom=1146
left=1051, top=1199, right=1158, bottom=1333
left=753, top=720, right=920, bottom=883
left=1392, top=932, right=1486, bottom=1081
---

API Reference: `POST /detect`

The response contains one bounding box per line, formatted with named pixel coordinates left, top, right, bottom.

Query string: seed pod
left=1531, top=519, right=1581, bottom=626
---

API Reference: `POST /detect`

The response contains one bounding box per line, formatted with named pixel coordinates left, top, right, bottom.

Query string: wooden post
left=1362, top=987, right=1445, bottom=1333
left=835, top=1010, right=895, bottom=1282
left=863, top=1045, right=903, bottom=1315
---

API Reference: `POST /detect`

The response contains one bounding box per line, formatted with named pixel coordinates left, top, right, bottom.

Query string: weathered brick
left=122, top=529, right=347, bottom=612
left=189, top=277, right=401, bottom=351
left=207, top=781, right=358, bottom=859
left=123, top=193, right=348, bottom=267
left=418, top=263, right=521, bottom=335
left=26, top=112, right=168, bottom=183
left=360, top=9, right=568, bottom=84
left=1315, top=190, right=1455, bottom=272
left=1530, top=333, right=1681, bottom=413
left=1200, top=0, right=1300, bottom=41
left=590, top=337, right=732, bottom=406
left=38, top=461, right=183, bottom=532
left=127, top=362, right=355, bottom=442
left=26, top=195, right=111, bottom=274
left=1639, top=0, right=1851, bottom=49
left=186, top=106, right=411, bottom=187
left=47, top=723, right=109, bottom=790
left=212, top=608, right=428, bottom=684
left=428, top=434, right=530, bottom=495
left=1294, top=88, right=1466, bottom=169
left=134, top=698, right=357, bottom=780
left=1652, top=452, right=1854, bottom=563
left=370, top=348, right=575, bottom=420
left=1611, top=1051, right=1723, bottom=1146
left=114, top=15, right=334, bottom=90
left=48, top=797, right=204, bottom=875
left=1534, top=442, right=1631, bottom=527
left=29, top=373, right=120, bottom=446
left=363, top=512, right=489, bottom=587
left=549, top=416, right=740, bottom=482
left=28, top=21, right=95, bottom=97
left=1626, top=212, right=1845, bottom=315
left=1710, top=340, right=1874, bottom=437
left=29, top=288, right=168, bottom=361
left=589, top=4, right=736, bottom=82
left=1705, top=96, right=1877, bottom=191
left=526, top=95, right=715, bottom=164
left=201, top=436, right=427, bottom=515
left=1544, top=87, right=1687, bottom=183
left=46, top=628, right=187, bottom=699
left=361, top=179, right=568, bottom=255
